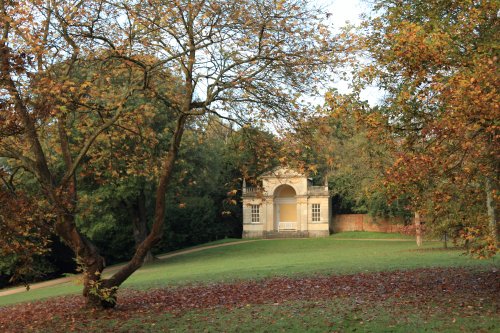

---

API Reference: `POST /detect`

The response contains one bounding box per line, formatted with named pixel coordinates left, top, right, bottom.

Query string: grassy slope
left=0, top=232, right=496, bottom=307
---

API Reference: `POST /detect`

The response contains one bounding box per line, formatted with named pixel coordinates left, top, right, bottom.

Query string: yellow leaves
left=461, top=226, right=498, bottom=259
left=399, top=90, right=411, bottom=101
left=276, top=0, right=285, bottom=11
left=81, top=81, right=92, bottom=90
left=364, top=113, right=383, bottom=128
left=308, top=164, right=318, bottom=174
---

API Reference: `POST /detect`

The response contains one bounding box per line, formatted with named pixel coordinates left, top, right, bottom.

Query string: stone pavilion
left=242, top=167, right=331, bottom=238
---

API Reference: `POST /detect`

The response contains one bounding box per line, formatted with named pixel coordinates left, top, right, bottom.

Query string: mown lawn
left=0, top=232, right=498, bottom=332
left=330, top=230, right=414, bottom=239
left=1, top=267, right=498, bottom=332
left=93, top=298, right=498, bottom=333
left=0, top=232, right=495, bottom=307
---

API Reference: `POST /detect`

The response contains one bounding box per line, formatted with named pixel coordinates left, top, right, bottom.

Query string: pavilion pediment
left=259, top=166, right=305, bottom=179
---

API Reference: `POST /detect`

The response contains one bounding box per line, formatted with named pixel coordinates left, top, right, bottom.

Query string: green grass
left=88, top=299, right=499, bottom=333
left=0, top=235, right=496, bottom=307
left=158, top=237, right=244, bottom=254
left=330, top=231, right=414, bottom=239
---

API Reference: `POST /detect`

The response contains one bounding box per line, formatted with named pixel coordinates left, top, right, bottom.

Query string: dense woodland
left=0, top=0, right=498, bottom=309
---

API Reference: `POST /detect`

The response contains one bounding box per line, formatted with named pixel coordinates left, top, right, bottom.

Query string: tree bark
left=53, top=212, right=108, bottom=307
left=133, top=188, right=155, bottom=264
left=94, top=21, right=199, bottom=302
left=486, top=178, right=498, bottom=244
left=415, top=212, right=423, bottom=247
left=2, top=41, right=109, bottom=307
left=94, top=114, right=188, bottom=305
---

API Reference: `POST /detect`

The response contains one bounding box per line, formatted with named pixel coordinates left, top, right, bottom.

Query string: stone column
left=296, top=196, right=308, bottom=231
left=265, top=197, right=274, bottom=231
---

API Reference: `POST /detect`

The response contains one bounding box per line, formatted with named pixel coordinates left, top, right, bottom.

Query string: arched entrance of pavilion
left=273, top=184, right=297, bottom=231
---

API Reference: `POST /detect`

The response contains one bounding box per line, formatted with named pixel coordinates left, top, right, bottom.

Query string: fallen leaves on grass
left=0, top=267, right=498, bottom=332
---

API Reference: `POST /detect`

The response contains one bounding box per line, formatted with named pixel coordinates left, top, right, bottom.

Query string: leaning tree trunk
left=82, top=33, right=198, bottom=307
left=85, top=114, right=189, bottom=308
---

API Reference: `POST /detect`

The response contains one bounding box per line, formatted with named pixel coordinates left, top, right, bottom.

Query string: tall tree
left=283, top=90, right=409, bottom=217
left=0, top=0, right=153, bottom=306
left=96, top=1, right=334, bottom=304
left=357, top=0, right=499, bottom=254
left=0, top=0, right=336, bottom=307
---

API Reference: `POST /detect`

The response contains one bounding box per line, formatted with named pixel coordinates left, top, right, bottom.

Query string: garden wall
left=331, top=214, right=405, bottom=233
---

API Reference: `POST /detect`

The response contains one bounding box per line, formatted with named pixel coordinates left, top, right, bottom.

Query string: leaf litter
left=0, top=267, right=498, bottom=332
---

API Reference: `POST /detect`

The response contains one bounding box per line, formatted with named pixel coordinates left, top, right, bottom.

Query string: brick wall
left=331, top=214, right=405, bottom=233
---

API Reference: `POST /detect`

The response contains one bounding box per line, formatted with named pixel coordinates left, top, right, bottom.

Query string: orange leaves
left=359, top=1, right=499, bottom=237
left=460, top=226, right=498, bottom=259
left=326, top=156, right=335, bottom=168
left=0, top=188, right=52, bottom=275
left=275, top=0, right=285, bottom=11
left=308, top=164, right=318, bottom=174
left=225, top=189, right=238, bottom=206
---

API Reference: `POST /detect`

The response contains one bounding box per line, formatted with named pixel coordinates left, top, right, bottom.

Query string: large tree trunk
left=133, top=188, right=155, bottom=264
left=53, top=213, right=109, bottom=307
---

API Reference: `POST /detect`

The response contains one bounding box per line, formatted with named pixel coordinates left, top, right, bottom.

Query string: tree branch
left=61, top=103, right=126, bottom=186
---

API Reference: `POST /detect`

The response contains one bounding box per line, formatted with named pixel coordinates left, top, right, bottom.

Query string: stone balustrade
left=278, top=222, right=297, bottom=231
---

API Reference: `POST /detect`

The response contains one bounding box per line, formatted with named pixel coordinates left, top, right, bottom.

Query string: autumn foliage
left=354, top=0, right=499, bottom=254
left=1, top=0, right=336, bottom=308
left=0, top=184, right=51, bottom=284
left=0, top=0, right=497, bottom=312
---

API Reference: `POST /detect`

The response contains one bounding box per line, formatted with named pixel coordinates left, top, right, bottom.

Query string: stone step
left=263, top=231, right=310, bottom=239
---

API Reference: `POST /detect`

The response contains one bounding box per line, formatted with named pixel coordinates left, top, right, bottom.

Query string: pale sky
left=315, top=0, right=383, bottom=106
left=319, top=0, right=367, bottom=27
